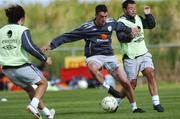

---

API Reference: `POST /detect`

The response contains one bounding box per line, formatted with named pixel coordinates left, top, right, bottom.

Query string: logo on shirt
left=1, top=38, right=17, bottom=50
left=108, top=26, right=112, bottom=32
left=2, top=45, right=16, bottom=50
left=101, top=34, right=108, bottom=39
left=97, top=34, right=109, bottom=42
left=92, top=28, right=97, bottom=31
left=7, top=30, right=12, bottom=38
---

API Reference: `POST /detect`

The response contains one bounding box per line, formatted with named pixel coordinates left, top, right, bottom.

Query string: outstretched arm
left=22, top=30, right=47, bottom=61
left=42, top=25, right=86, bottom=52
left=50, top=29, right=85, bottom=49
left=21, top=30, right=52, bottom=65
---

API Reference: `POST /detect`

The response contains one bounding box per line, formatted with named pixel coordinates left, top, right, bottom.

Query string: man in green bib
left=0, top=4, right=55, bottom=118
left=116, top=0, right=164, bottom=112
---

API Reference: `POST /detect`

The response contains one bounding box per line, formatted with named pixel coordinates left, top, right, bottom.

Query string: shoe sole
left=154, top=108, right=164, bottom=112
left=153, top=106, right=164, bottom=112
left=27, top=107, right=41, bottom=119
left=48, top=109, right=56, bottom=119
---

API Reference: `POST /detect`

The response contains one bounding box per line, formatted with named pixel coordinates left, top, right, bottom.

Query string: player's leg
left=87, top=61, right=104, bottom=85
left=28, top=65, right=56, bottom=118
left=115, top=81, right=126, bottom=98
left=23, top=85, right=42, bottom=118
left=115, top=76, right=137, bottom=107
left=111, top=66, right=144, bottom=112
left=130, top=79, right=137, bottom=89
left=23, top=85, right=35, bottom=99
left=113, top=56, right=143, bottom=112
left=24, top=85, right=55, bottom=118
left=142, top=67, right=164, bottom=112
left=140, top=52, right=164, bottom=112
left=15, top=65, right=55, bottom=118
left=86, top=56, right=122, bottom=98
left=2, top=68, right=42, bottom=119
left=115, top=79, right=137, bottom=97
left=104, top=56, right=144, bottom=112
left=33, top=78, right=47, bottom=101
left=25, top=74, right=47, bottom=119
left=142, top=68, right=157, bottom=97
left=122, top=56, right=139, bottom=95
left=38, top=100, right=55, bottom=119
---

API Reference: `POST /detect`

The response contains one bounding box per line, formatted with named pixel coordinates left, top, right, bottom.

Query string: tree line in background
left=0, top=0, right=180, bottom=81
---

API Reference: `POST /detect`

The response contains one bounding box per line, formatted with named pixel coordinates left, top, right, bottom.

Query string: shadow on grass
left=57, top=111, right=115, bottom=115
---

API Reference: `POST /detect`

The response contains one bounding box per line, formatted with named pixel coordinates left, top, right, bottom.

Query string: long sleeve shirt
left=50, top=18, right=132, bottom=58
left=21, top=30, right=47, bottom=62
left=117, top=14, right=156, bottom=43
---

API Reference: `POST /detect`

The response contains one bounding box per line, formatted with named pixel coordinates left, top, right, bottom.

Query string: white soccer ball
left=101, top=96, right=118, bottom=113
left=77, top=80, right=88, bottom=89
left=1, top=98, right=8, bottom=102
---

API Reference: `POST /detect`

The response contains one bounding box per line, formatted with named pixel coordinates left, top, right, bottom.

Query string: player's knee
left=143, top=68, right=155, bottom=79
left=121, top=79, right=131, bottom=89
left=88, top=66, right=100, bottom=75
left=42, top=79, right=48, bottom=88
left=130, top=80, right=137, bottom=89
left=36, top=79, right=48, bottom=88
left=24, top=85, right=34, bottom=92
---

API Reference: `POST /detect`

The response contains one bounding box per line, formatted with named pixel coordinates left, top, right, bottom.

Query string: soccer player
left=42, top=4, right=144, bottom=113
left=0, top=5, right=55, bottom=118
left=116, top=0, right=164, bottom=112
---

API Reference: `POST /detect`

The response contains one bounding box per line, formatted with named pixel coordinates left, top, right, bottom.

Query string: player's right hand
left=144, top=6, right=151, bottom=14
left=46, top=57, right=52, bottom=65
left=41, top=45, right=51, bottom=52
left=131, top=27, right=139, bottom=38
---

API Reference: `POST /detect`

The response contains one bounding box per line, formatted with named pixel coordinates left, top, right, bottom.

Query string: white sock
left=42, top=107, right=51, bottom=116
left=152, top=95, right=160, bottom=106
left=131, top=102, right=137, bottom=111
left=30, top=97, right=39, bottom=108
left=116, top=98, right=123, bottom=105
left=102, top=81, right=110, bottom=90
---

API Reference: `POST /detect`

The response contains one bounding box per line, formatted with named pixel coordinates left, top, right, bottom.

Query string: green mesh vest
left=117, top=15, right=148, bottom=59
left=0, top=24, right=31, bottom=66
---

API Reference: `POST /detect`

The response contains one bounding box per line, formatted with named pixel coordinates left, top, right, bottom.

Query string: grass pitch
left=0, top=84, right=180, bottom=119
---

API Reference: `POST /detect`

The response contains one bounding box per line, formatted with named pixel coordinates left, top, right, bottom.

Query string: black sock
left=108, top=86, right=122, bottom=98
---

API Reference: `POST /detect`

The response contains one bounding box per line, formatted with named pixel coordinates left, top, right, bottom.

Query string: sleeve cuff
left=50, top=43, right=56, bottom=50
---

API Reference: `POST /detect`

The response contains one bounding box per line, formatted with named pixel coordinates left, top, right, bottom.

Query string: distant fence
left=52, top=44, right=180, bottom=56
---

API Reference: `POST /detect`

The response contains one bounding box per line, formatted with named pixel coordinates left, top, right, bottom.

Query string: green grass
left=0, top=85, right=180, bottom=119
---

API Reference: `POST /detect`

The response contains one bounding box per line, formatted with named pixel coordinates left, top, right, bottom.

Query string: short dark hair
left=95, top=4, right=108, bottom=15
left=122, top=0, right=136, bottom=9
left=5, top=4, right=25, bottom=23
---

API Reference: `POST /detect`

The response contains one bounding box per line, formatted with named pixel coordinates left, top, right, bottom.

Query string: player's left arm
left=140, top=6, right=156, bottom=29
left=22, top=30, right=47, bottom=62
